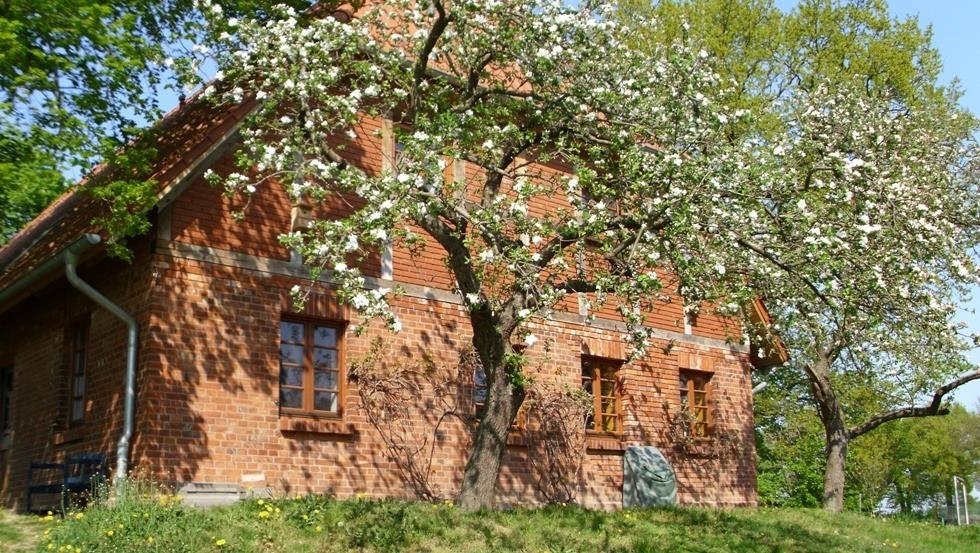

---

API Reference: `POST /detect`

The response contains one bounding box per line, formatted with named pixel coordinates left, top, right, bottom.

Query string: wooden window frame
left=67, top=318, right=89, bottom=427
left=679, top=369, right=713, bottom=439
left=581, top=356, right=623, bottom=435
left=0, top=365, right=12, bottom=434
left=278, top=316, right=346, bottom=419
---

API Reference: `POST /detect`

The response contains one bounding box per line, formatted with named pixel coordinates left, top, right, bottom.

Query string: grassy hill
left=3, top=495, right=978, bottom=552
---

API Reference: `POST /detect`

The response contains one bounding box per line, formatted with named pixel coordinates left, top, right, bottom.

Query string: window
left=473, top=365, right=487, bottom=412
left=279, top=319, right=344, bottom=416
left=0, top=366, right=12, bottom=434
left=68, top=321, right=88, bottom=425
left=581, top=357, right=621, bottom=433
left=472, top=365, right=526, bottom=429
left=679, top=370, right=711, bottom=438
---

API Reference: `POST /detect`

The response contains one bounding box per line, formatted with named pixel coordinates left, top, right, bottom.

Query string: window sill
left=53, top=427, right=85, bottom=446
left=675, top=438, right=718, bottom=456
left=585, top=432, right=625, bottom=452
left=279, top=415, right=354, bottom=436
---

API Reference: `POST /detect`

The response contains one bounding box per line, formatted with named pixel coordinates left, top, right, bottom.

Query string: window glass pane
left=599, top=364, right=616, bottom=379
left=314, top=326, right=337, bottom=347
left=601, top=398, right=616, bottom=415
left=473, top=367, right=487, bottom=407
left=280, top=366, right=304, bottom=387
left=1, top=367, right=11, bottom=432
left=280, top=344, right=304, bottom=365
left=314, top=347, right=337, bottom=369
left=71, top=400, right=84, bottom=421
left=74, top=376, right=85, bottom=396
left=314, top=370, right=338, bottom=390
left=314, top=391, right=338, bottom=412
left=280, top=322, right=305, bottom=344
left=602, top=415, right=618, bottom=432
left=279, top=388, right=303, bottom=409
left=600, top=379, right=615, bottom=397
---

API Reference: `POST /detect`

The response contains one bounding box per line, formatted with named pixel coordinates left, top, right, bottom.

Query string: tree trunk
left=823, top=420, right=848, bottom=512
left=803, top=354, right=849, bottom=512
left=456, top=308, right=523, bottom=510
left=456, top=360, right=521, bottom=510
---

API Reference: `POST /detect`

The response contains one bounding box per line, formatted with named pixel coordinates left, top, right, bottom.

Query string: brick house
left=0, top=93, right=785, bottom=511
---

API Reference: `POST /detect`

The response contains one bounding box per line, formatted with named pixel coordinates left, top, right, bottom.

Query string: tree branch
left=412, top=1, right=452, bottom=99
left=736, top=236, right=836, bottom=310
left=847, top=370, right=980, bottom=439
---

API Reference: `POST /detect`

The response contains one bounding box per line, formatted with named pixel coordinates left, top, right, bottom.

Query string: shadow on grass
left=645, top=508, right=849, bottom=553
left=464, top=505, right=853, bottom=553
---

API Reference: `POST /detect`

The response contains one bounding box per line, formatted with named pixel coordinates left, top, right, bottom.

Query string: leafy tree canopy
left=623, top=0, right=980, bottom=511
left=0, top=0, right=314, bottom=248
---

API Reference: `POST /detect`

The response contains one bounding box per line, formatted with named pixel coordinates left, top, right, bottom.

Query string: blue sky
left=772, top=0, right=980, bottom=410
left=880, top=1, right=980, bottom=410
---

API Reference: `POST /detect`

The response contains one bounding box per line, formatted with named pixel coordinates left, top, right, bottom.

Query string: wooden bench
left=27, top=453, right=107, bottom=513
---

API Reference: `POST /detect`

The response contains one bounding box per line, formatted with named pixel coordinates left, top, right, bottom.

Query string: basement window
left=279, top=319, right=345, bottom=417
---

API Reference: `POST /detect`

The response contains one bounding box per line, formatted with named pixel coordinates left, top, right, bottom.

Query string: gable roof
left=0, top=93, right=251, bottom=294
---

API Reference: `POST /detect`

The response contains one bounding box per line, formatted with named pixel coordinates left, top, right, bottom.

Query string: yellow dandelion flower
left=73, top=512, right=84, bottom=520
left=106, top=530, right=114, bottom=537
left=315, top=525, right=323, bottom=532
left=215, top=538, right=227, bottom=546
left=147, top=536, right=154, bottom=543
left=258, top=510, right=270, bottom=519
left=47, top=544, right=54, bottom=551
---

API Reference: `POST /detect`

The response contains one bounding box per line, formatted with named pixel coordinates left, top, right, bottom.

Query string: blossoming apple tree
left=623, top=0, right=980, bottom=512
left=194, top=0, right=980, bottom=509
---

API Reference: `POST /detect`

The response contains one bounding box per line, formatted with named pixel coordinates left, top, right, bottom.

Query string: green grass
left=4, top=494, right=978, bottom=553
left=0, top=509, right=41, bottom=552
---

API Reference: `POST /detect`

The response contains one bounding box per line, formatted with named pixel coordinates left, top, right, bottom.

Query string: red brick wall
left=0, top=111, right=758, bottom=510
left=133, top=249, right=757, bottom=508
left=0, top=237, right=157, bottom=510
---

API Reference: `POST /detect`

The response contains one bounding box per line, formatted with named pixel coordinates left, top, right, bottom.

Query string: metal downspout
left=63, top=234, right=137, bottom=494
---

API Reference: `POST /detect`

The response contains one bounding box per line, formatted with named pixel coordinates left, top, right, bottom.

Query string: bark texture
left=804, top=352, right=849, bottom=513
left=455, top=305, right=524, bottom=510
